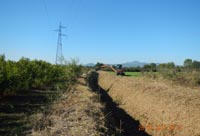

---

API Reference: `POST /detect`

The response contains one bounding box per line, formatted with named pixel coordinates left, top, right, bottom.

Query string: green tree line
left=124, top=59, right=200, bottom=72
left=0, top=55, right=82, bottom=96
left=94, top=59, right=200, bottom=86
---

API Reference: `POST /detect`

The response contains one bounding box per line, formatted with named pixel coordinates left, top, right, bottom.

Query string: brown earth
left=30, top=78, right=108, bottom=136
left=97, top=71, right=200, bottom=136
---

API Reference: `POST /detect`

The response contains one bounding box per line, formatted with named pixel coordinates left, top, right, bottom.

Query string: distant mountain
left=85, top=61, right=148, bottom=67
left=122, top=61, right=147, bottom=67
left=85, top=63, right=95, bottom=67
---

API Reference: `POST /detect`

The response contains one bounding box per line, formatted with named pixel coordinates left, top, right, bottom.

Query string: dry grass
left=98, top=71, right=200, bottom=136
left=30, top=78, right=108, bottom=136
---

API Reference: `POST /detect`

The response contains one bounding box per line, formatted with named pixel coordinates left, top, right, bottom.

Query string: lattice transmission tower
left=55, top=22, right=66, bottom=65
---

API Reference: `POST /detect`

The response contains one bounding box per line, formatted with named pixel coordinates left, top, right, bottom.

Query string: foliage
left=125, top=72, right=142, bottom=77
left=124, top=66, right=141, bottom=72
left=142, top=63, right=157, bottom=72
left=191, top=61, right=200, bottom=69
left=184, top=59, right=193, bottom=68
left=0, top=55, right=82, bottom=96
left=147, top=59, right=200, bottom=86
left=63, top=59, right=83, bottom=83
left=94, top=62, right=104, bottom=70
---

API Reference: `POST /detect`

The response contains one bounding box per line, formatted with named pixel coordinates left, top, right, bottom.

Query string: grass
left=125, top=72, right=142, bottom=77
left=31, top=78, right=111, bottom=136
left=108, top=71, right=142, bottom=77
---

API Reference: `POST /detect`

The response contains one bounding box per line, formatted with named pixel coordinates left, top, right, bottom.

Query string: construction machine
left=101, top=64, right=125, bottom=76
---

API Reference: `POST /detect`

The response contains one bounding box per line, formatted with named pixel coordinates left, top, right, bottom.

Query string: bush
left=152, top=66, right=200, bottom=87
left=63, top=59, right=83, bottom=83
left=0, top=55, right=83, bottom=96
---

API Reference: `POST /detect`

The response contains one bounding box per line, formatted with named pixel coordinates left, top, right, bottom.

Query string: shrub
left=63, top=59, right=83, bottom=83
left=0, top=55, right=83, bottom=96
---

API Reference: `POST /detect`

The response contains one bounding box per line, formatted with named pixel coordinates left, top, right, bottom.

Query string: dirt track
left=31, top=79, right=108, bottom=136
left=97, top=71, right=200, bottom=136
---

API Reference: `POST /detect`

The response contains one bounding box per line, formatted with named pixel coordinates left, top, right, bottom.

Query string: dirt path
left=97, top=71, right=200, bottom=136
left=31, top=78, right=108, bottom=136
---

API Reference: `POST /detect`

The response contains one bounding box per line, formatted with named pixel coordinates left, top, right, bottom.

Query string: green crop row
left=0, top=55, right=82, bottom=96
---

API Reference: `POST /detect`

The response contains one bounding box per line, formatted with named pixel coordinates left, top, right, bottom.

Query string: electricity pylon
left=55, top=22, right=66, bottom=65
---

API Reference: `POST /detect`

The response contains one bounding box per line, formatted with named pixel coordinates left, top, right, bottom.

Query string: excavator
left=100, top=64, right=125, bottom=76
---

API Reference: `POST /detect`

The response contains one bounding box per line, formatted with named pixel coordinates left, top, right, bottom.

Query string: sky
left=0, top=0, right=200, bottom=65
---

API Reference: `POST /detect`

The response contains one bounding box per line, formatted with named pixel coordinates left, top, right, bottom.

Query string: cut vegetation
left=31, top=78, right=108, bottom=136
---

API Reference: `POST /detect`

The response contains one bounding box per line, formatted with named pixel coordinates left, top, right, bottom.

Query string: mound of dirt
left=97, top=71, right=200, bottom=136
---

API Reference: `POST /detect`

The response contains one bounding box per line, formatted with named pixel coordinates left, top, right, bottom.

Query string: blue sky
left=0, top=0, right=200, bottom=65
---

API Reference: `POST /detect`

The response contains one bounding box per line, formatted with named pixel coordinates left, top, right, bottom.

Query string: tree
left=0, top=55, right=6, bottom=91
left=166, top=62, right=175, bottom=69
left=158, top=62, right=175, bottom=70
left=149, top=63, right=157, bottom=72
left=95, top=62, right=104, bottom=70
left=192, top=61, right=200, bottom=69
left=143, top=64, right=151, bottom=72
left=184, top=59, right=192, bottom=67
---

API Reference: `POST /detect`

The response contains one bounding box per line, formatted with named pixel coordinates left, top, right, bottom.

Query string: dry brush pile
left=98, top=71, right=200, bottom=136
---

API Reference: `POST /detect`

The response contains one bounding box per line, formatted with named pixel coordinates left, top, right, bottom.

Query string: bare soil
left=97, top=71, right=200, bottom=136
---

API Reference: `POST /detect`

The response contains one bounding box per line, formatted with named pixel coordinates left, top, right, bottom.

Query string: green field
left=108, top=71, right=142, bottom=77
left=125, top=72, right=142, bottom=77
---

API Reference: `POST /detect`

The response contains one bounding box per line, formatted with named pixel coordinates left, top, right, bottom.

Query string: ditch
left=87, top=71, right=150, bottom=136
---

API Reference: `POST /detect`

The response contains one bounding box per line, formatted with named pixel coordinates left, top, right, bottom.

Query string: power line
left=41, top=0, right=52, bottom=30
left=55, top=22, right=66, bottom=65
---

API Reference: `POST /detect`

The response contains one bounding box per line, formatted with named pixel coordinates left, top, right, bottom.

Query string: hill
left=85, top=61, right=147, bottom=67
left=122, top=61, right=147, bottom=67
